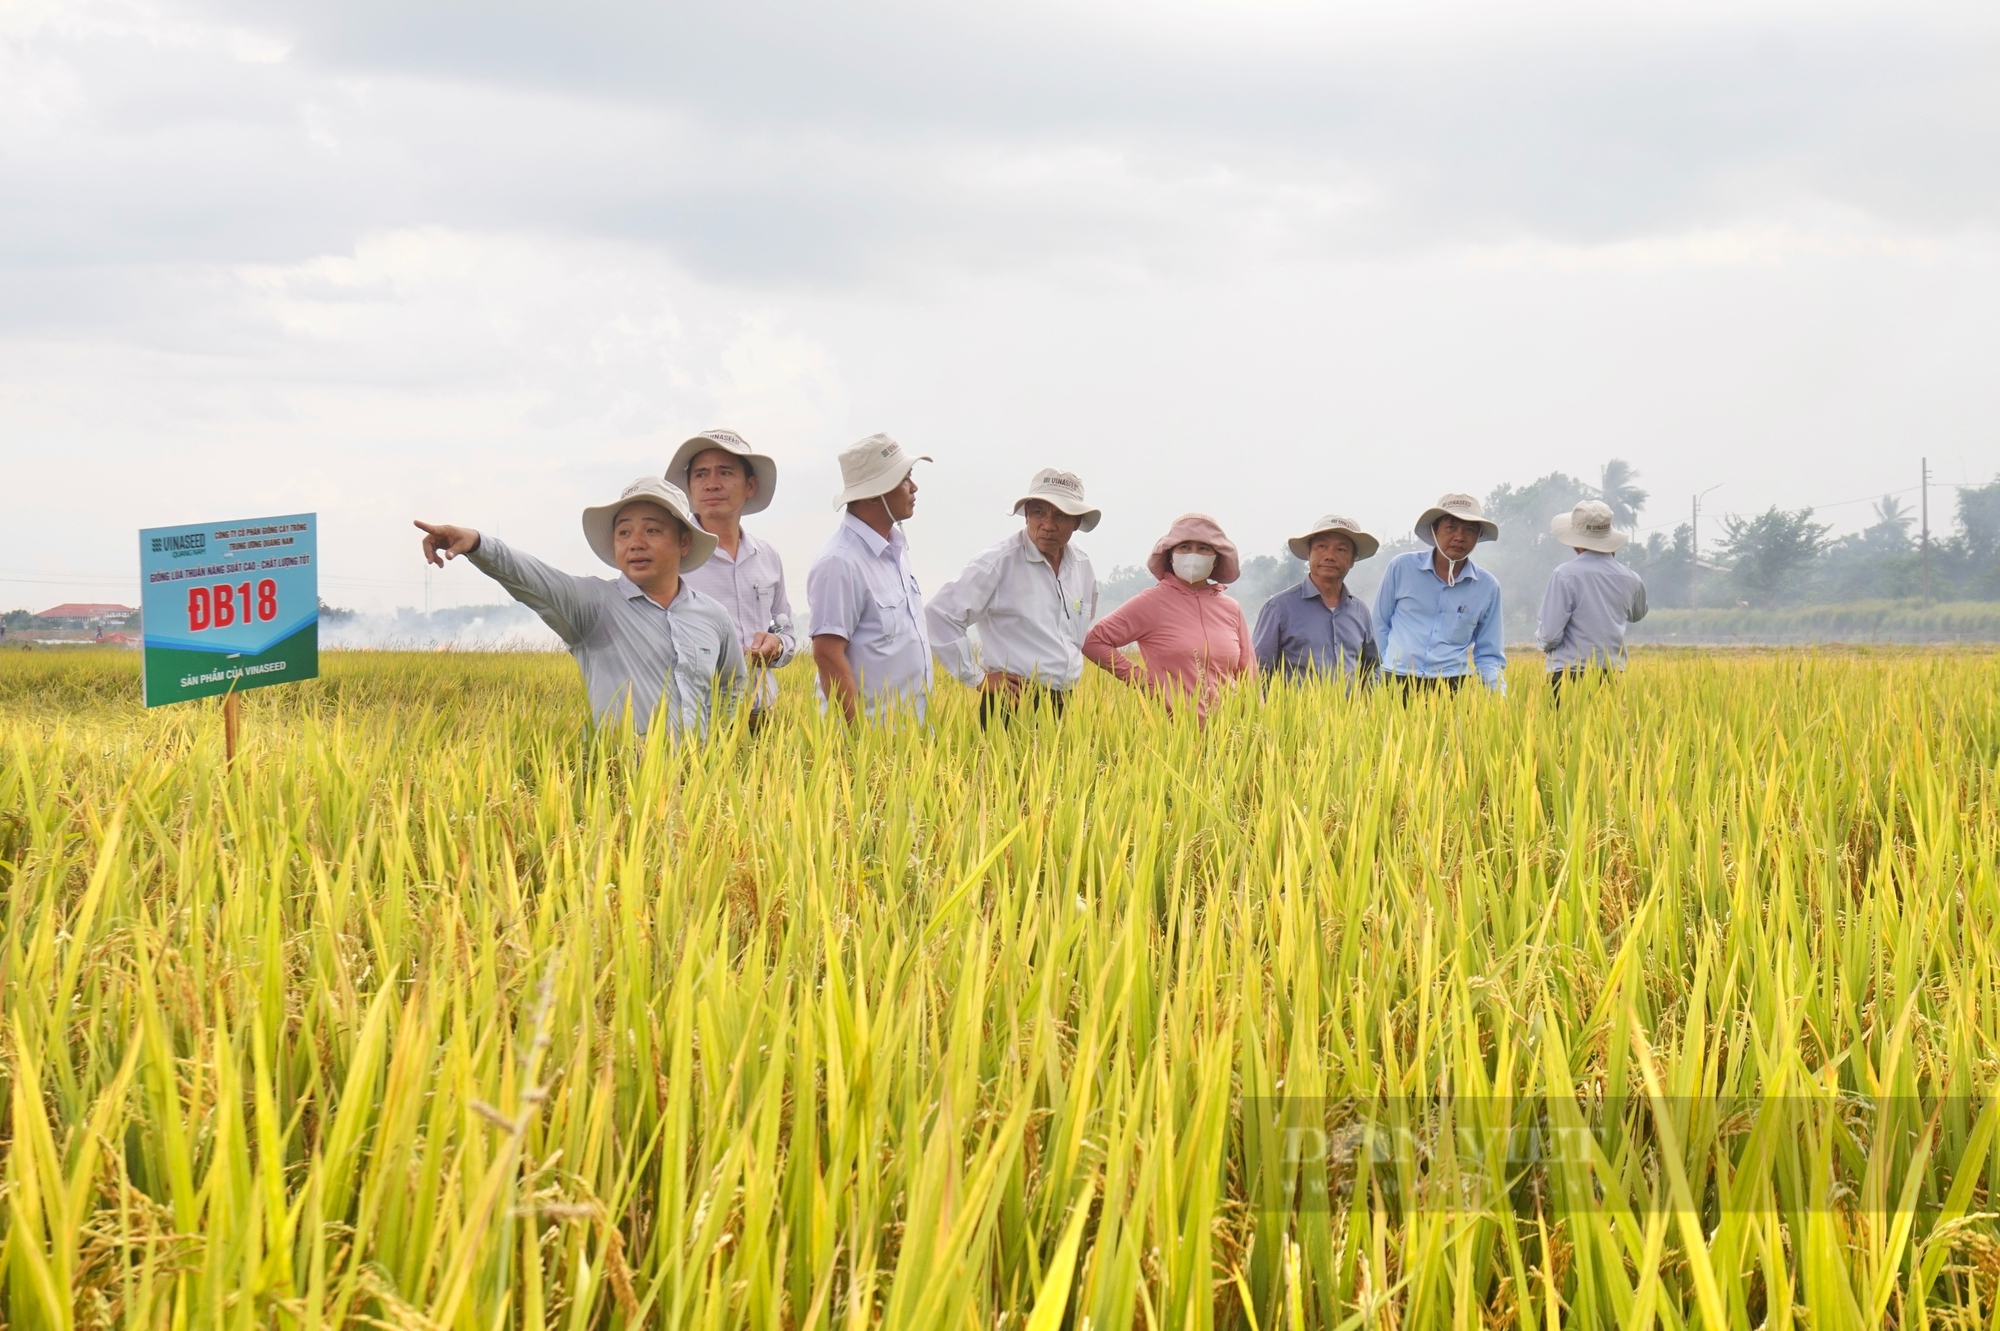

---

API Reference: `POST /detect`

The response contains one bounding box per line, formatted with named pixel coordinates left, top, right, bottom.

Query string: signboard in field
left=140, top=513, right=318, bottom=706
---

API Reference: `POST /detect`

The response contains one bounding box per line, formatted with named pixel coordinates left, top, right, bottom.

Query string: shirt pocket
left=873, top=584, right=909, bottom=641
left=1444, top=602, right=1477, bottom=646
left=750, top=580, right=777, bottom=624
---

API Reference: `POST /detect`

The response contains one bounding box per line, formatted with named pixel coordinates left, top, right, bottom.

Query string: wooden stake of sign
left=224, top=691, right=241, bottom=766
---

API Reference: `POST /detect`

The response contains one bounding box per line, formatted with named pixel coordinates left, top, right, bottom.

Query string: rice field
left=3, top=646, right=1999, bottom=1329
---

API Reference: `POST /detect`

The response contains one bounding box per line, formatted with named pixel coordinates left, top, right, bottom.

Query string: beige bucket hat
left=581, top=477, right=717, bottom=572
left=833, top=433, right=931, bottom=509
left=1551, top=499, right=1628, bottom=553
left=666, top=428, right=779, bottom=515
left=1415, top=492, right=1499, bottom=547
left=1288, top=514, right=1379, bottom=561
left=1011, top=468, right=1101, bottom=531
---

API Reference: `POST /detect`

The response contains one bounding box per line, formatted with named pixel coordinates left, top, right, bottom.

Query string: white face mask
left=1172, top=551, right=1216, bottom=584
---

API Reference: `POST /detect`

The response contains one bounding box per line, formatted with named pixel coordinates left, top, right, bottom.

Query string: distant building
left=38, top=603, right=136, bottom=630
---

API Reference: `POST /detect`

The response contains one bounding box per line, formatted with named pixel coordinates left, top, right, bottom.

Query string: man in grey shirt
left=1536, top=499, right=1648, bottom=701
left=415, top=477, right=747, bottom=739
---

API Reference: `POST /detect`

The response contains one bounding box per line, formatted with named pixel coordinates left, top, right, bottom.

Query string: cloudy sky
left=4, top=0, right=1996, bottom=614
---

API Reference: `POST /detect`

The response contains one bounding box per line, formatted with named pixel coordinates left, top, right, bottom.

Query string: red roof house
left=38, top=603, right=136, bottom=627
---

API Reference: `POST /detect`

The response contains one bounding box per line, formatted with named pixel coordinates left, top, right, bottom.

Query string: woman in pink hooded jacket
left=1083, top=513, right=1256, bottom=714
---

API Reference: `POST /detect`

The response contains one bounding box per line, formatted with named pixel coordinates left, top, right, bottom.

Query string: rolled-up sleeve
left=466, top=536, right=600, bottom=646
left=1629, top=578, right=1648, bottom=624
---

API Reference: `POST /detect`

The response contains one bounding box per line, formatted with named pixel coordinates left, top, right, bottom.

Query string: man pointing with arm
left=414, top=477, right=746, bottom=739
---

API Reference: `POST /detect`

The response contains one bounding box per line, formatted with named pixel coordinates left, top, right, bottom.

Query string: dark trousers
left=1385, top=672, right=1468, bottom=704
left=1548, top=666, right=1608, bottom=706
left=979, top=685, right=1068, bottom=728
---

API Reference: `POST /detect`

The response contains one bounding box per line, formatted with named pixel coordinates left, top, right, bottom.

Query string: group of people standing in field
left=415, top=429, right=1648, bottom=739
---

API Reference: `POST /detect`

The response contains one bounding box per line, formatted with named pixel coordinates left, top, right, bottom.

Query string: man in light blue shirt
left=1373, top=492, right=1507, bottom=695
left=1537, top=500, right=1647, bottom=701
left=808, top=434, right=934, bottom=721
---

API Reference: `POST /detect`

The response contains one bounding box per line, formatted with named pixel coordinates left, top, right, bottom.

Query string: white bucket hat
left=1415, top=493, right=1499, bottom=546
left=1288, top=514, right=1379, bottom=561
left=666, top=428, right=779, bottom=516
left=832, top=433, right=931, bottom=509
left=1551, top=499, right=1628, bottom=553
left=581, top=477, right=717, bottom=572
left=1011, top=468, right=1101, bottom=532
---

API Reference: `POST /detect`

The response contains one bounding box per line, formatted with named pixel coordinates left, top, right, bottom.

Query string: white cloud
left=2, top=0, right=1998, bottom=615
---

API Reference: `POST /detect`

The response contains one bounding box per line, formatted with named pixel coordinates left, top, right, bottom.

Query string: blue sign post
left=140, top=513, right=319, bottom=708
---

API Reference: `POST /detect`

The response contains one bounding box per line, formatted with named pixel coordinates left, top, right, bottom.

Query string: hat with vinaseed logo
left=1551, top=499, right=1628, bottom=553
left=1011, top=468, right=1101, bottom=531
left=832, top=433, right=931, bottom=508
left=667, top=428, right=779, bottom=515
left=1287, top=514, right=1379, bottom=560
left=581, top=477, right=717, bottom=572
left=1414, top=493, right=1499, bottom=546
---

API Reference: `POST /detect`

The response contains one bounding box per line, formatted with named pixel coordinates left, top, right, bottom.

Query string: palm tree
left=1598, top=459, right=1648, bottom=530
left=1868, top=495, right=1912, bottom=535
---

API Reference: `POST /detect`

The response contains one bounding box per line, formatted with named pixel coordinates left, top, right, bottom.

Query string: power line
left=1631, top=482, right=1925, bottom=536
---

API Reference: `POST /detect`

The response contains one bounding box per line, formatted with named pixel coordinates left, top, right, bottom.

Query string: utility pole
left=1921, top=457, right=1931, bottom=607
left=1690, top=484, right=1722, bottom=609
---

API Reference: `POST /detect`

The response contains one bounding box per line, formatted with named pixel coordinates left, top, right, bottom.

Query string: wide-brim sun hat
left=581, top=477, right=718, bottom=573
left=666, top=428, right=779, bottom=516
left=1146, top=513, right=1242, bottom=584
left=1552, top=499, right=1628, bottom=553
left=1011, top=467, right=1101, bottom=532
left=1288, top=514, right=1379, bottom=561
left=1415, top=492, right=1499, bottom=547
left=833, top=432, right=932, bottom=509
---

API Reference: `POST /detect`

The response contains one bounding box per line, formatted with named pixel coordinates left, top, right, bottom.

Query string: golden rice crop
left=3, top=646, right=1999, bottom=1328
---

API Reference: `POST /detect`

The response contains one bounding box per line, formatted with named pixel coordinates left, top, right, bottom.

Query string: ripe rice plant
left=2, top=646, right=1998, bottom=1328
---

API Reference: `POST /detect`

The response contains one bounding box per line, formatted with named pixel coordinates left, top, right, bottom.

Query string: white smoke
left=320, top=603, right=564, bottom=651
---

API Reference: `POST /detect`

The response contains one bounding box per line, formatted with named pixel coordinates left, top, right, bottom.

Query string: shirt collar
left=1019, top=529, right=1050, bottom=566
left=697, top=523, right=760, bottom=564
left=841, top=510, right=899, bottom=557
left=618, top=574, right=687, bottom=611
left=1300, top=578, right=1350, bottom=606
left=1420, top=553, right=1482, bottom=584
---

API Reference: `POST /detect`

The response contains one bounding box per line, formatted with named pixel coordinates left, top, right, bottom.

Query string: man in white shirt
left=927, top=468, right=1099, bottom=725
left=668, top=429, right=797, bottom=722
left=807, top=434, right=933, bottom=722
